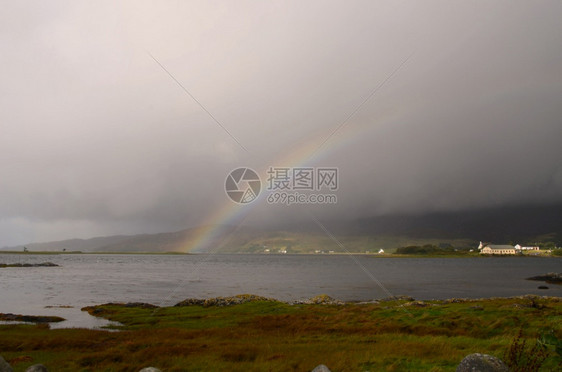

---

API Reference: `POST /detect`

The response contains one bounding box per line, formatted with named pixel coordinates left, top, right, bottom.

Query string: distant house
left=514, top=244, right=539, bottom=251
left=479, top=241, right=516, bottom=255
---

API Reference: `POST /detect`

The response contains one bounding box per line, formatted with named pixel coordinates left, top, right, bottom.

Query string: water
left=1, top=253, right=560, bottom=329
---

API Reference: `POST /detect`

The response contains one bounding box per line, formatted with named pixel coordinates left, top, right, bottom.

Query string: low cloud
left=1, top=1, right=561, bottom=246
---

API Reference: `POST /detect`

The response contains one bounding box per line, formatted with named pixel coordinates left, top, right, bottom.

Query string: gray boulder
left=25, top=365, right=48, bottom=372
left=311, top=365, right=331, bottom=372
left=139, top=368, right=162, bottom=372
left=0, top=356, right=13, bottom=372
left=456, top=353, right=509, bottom=372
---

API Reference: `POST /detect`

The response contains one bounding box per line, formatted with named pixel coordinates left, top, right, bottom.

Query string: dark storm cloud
left=1, top=1, right=561, bottom=245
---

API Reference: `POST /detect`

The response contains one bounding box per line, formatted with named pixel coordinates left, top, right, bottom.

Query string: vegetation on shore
left=0, top=295, right=560, bottom=371
left=392, top=244, right=561, bottom=258
left=393, top=244, right=473, bottom=256
left=229, top=233, right=478, bottom=254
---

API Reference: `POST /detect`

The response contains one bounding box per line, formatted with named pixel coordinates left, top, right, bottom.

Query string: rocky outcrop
left=0, top=356, right=13, bottom=372
left=380, top=295, right=416, bottom=302
left=0, top=262, right=58, bottom=268
left=82, top=302, right=158, bottom=315
left=175, top=294, right=277, bottom=307
left=442, top=295, right=562, bottom=304
left=176, top=294, right=347, bottom=307
left=0, top=313, right=64, bottom=323
left=122, top=302, right=159, bottom=309
left=295, top=295, right=344, bottom=305
left=527, top=272, right=562, bottom=284
left=456, top=353, right=509, bottom=372
left=403, top=300, right=433, bottom=307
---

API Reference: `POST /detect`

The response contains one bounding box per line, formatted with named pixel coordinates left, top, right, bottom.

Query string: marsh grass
left=1, top=296, right=560, bottom=371
left=503, top=329, right=548, bottom=371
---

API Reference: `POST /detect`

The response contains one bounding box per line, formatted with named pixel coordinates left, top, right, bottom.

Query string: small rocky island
left=0, top=313, right=64, bottom=323
left=0, top=262, right=59, bottom=268
left=526, top=272, right=562, bottom=284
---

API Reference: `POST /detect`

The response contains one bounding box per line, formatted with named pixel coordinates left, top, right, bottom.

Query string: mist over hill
left=347, top=204, right=562, bottom=244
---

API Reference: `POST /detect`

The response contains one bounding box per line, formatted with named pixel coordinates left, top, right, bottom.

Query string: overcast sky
left=1, top=1, right=561, bottom=246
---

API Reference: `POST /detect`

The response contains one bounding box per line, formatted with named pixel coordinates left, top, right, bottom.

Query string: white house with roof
left=478, top=241, right=516, bottom=255
left=514, top=244, right=539, bottom=251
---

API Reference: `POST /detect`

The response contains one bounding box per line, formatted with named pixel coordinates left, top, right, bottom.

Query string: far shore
left=0, top=250, right=191, bottom=255
left=0, top=250, right=559, bottom=258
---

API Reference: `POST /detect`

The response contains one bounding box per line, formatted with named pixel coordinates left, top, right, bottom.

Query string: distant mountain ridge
left=2, top=204, right=561, bottom=253
left=3, top=235, right=134, bottom=252
left=1, top=227, right=211, bottom=253
left=1, top=225, right=245, bottom=253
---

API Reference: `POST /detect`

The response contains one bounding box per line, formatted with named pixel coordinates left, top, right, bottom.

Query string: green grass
left=1, top=296, right=561, bottom=371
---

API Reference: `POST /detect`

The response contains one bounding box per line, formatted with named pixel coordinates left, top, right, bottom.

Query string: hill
left=2, top=204, right=561, bottom=253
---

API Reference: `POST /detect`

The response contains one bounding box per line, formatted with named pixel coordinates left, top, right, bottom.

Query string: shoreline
left=3, top=293, right=561, bottom=328
left=0, top=250, right=558, bottom=258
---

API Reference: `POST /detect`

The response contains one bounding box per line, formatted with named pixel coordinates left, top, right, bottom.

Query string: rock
left=456, top=353, right=509, bottom=372
left=123, top=302, right=159, bottom=309
left=526, top=272, right=562, bottom=284
left=175, top=294, right=276, bottom=307
left=380, top=295, right=415, bottom=302
left=311, top=365, right=331, bottom=372
left=443, top=298, right=470, bottom=304
left=0, top=313, right=64, bottom=323
left=81, top=302, right=159, bottom=316
left=538, top=285, right=549, bottom=289
left=404, top=300, right=430, bottom=307
left=295, top=295, right=344, bottom=305
left=139, top=368, right=162, bottom=372
left=0, top=262, right=58, bottom=268
left=25, top=365, right=48, bottom=372
left=0, top=356, right=14, bottom=372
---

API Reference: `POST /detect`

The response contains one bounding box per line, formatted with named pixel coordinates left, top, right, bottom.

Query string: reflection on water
left=1, top=253, right=561, bottom=329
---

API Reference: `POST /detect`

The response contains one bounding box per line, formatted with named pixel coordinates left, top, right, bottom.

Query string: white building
left=514, top=244, right=539, bottom=251
left=479, top=242, right=516, bottom=255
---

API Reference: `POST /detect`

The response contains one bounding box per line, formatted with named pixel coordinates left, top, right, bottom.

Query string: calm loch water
left=1, top=253, right=561, bottom=329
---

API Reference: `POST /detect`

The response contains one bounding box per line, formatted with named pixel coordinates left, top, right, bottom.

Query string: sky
left=1, top=1, right=561, bottom=246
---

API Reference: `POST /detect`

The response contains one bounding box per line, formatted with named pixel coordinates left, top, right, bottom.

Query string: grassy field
left=1, top=295, right=561, bottom=371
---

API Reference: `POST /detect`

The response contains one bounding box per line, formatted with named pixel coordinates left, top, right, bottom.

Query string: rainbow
left=183, top=112, right=396, bottom=253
